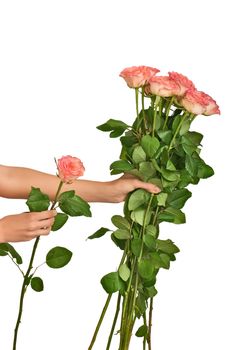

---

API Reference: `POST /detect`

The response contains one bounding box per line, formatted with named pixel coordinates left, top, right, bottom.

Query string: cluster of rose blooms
left=120, top=66, right=220, bottom=116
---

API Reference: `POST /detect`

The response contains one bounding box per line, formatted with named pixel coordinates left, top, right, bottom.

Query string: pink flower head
left=199, top=91, right=220, bottom=115
left=168, top=72, right=195, bottom=96
left=57, top=155, right=85, bottom=184
left=180, top=89, right=220, bottom=115
left=119, top=66, right=160, bottom=88
left=148, top=76, right=180, bottom=97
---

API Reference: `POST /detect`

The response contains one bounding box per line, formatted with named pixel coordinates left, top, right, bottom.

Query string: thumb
left=134, top=180, right=161, bottom=194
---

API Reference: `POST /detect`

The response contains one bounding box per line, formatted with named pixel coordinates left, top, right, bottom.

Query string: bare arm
left=0, top=165, right=160, bottom=203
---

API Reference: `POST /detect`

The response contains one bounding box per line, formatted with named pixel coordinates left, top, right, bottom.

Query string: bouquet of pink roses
left=87, top=66, right=220, bottom=350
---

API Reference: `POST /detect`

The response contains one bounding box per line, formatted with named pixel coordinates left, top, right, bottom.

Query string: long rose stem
left=106, top=292, right=122, bottom=350
left=12, top=181, right=63, bottom=350
left=88, top=294, right=112, bottom=350
left=12, top=236, right=40, bottom=350
left=148, top=297, right=154, bottom=350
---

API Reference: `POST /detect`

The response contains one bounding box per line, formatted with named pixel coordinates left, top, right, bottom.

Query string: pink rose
left=198, top=91, right=220, bottom=115
left=180, top=89, right=220, bottom=115
left=57, top=155, right=85, bottom=184
left=168, top=72, right=195, bottom=96
left=119, top=66, right=160, bottom=88
left=148, top=76, right=180, bottom=97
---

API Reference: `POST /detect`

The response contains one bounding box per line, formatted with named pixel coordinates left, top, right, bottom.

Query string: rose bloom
left=148, top=76, right=180, bottom=97
left=57, top=155, right=85, bottom=184
left=168, top=72, right=195, bottom=96
left=119, top=66, right=160, bottom=88
left=199, top=91, right=220, bottom=115
left=180, top=89, right=220, bottom=115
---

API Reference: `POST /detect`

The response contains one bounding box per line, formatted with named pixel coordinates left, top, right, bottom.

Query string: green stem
left=163, top=97, right=174, bottom=130
left=7, top=254, right=24, bottom=277
left=106, top=292, right=121, bottom=350
left=88, top=294, right=112, bottom=350
left=147, top=298, right=154, bottom=350
left=143, top=312, right=147, bottom=350
left=12, top=181, right=64, bottom=350
left=89, top=246, right=128, bottom=350
left=13, top=236, right=40, bottom=350
left=120, top=195, right=154, bottom=349
left=168, top=111, right=188, bottom=151
left=141, top=87, right=147, bottom=132
left=152, top=101, right=157, bottom=138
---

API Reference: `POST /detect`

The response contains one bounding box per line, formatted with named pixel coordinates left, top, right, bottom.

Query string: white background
left=0, top=1, right=231, bottom=349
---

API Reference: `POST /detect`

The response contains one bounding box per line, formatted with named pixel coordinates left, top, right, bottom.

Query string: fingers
left=34, top=217, right=56, bottom=230
left=37, top=226, right=53, bottom=236
left=33, top=210, right=57, bottom=220
left=133, top=180, right=161, bottom=194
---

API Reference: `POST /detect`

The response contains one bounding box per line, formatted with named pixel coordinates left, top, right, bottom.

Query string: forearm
left=0, top=165, right=112, bottom=202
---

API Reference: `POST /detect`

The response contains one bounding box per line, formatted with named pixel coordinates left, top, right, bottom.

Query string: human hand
left=106, top=174, right=161, bottom=203
left=0, top=210, right=57, bottom=243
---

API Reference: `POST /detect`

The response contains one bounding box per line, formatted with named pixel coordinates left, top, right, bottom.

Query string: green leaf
left=113, top=229, right=130, bottom=240
left=167, top=189, right=192, bottom=209
left=131, top=208, right=152, bottom=226
left=111, top=215, right=130, bottom=230
left=0, top=249, right=8, bottom=256
left=158, top=207, right=186, bottom=224
left=179, top=118, right=191, bottom=136
left=149, top=252, right=164, bottom=269
left=172, top=115, right=182, bottom=133
left=135, top=325, right=148, bottom=337
left=88, top=227, right=111, bottom=240
left=145, top=225, right=158, bottom=238
left=157, top=192, right=168, bottom=206
left=101, top=272, right=123, bottom=294
left=138, top=259, right=155, bottom=279
left=135, top=293, right=147, bottom=318
left=145, top=286, right=158, bottom=298
left=143, top=234, right=157, bottom=251
left=110, top=160, right=134, bottom=175
left=141, top=135, right=160, bottom=158
left=128, top=189, right=150, bottom=211
left=161, top=169, right=180, bottom=182
left=166, top=159, right=176, bottom=171
left=120, top=134, right=137, bottom=147
left=111, top=233, right=126, bottom=250
left=131, top=238, right=142, bottom=257
left=182, top=143, right=197, bottom=156
left=139, top=162, right=156, bottom=180
left=132, top=146, right=147, bottom=164
left=26, top=187, right=50, bottom=212
left=156, top=239, right=180, bottom=254
left=119, top=264, right=130, bottom=282
left=159, top=253, right=171, bottom=269
left=157, top=130, right=172, bottom=144
left=46, top=246, right=72, bottom=269
left=51, top=213, right=68, bottom=231
left=182, top=131, right=203, bottom=146
left=148, top=178, right=163, bottom=191
left=59, top=191, right=91, bottom=217
left=185, top=155, right=198, bottom=177
left=197, top=162, right=214, bottom=179
left=31, top=277, right=44, bottom=292
left=98, top=119, right=129, bottom=131
left=0, top=243, right=23, bottom=264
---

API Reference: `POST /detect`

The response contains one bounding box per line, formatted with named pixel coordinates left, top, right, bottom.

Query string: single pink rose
left=180, top=89, right=220, bottom=116
left=168, top=72, right=195, bottom=96
left=148, top=76, right=180, bottom=97
left=198, top=91, right=220, bottom=115
left=119, top=66, right=160, bottom=88
left=57, top=155, right=85, bottom=184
